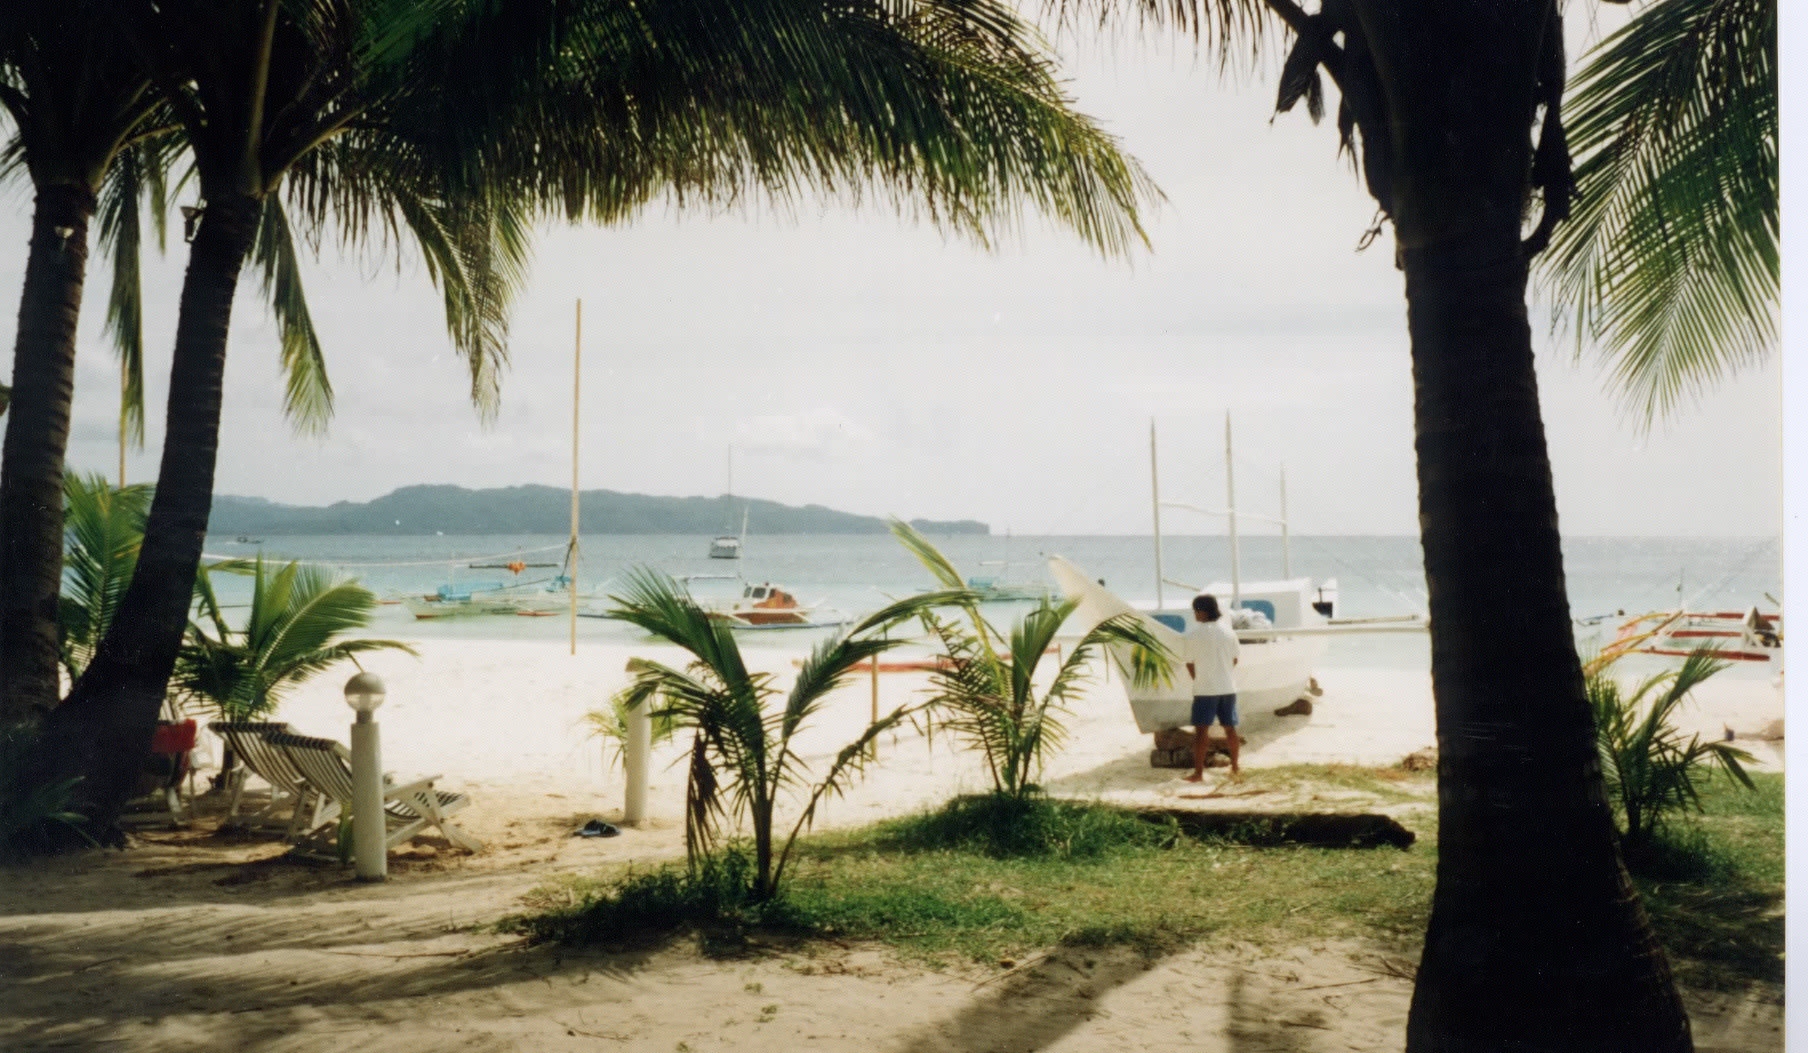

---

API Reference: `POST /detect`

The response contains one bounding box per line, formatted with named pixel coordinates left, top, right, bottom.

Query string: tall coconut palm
left=1055, top=0, right=1773, bottom=1046
left=40, top=0, right=1154, bottom=840
left=1541, top=0, right=1777, bottom=422
left=0, top=28, right=339, bottom=724
left=0, top=3, right=166, bottom=724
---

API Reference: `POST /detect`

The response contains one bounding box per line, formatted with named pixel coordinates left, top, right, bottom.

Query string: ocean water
left=202, top=532, right=1781, bottom=677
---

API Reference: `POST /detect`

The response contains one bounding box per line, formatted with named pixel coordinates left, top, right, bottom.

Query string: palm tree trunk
left=1400, top=229, right=1690, bottom=1052
left=0, top=184, right=98, bottom=724
left=36, top=193, right=263, bottom=842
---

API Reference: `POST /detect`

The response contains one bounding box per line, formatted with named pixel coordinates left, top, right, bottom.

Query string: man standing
left=1182, top=593, right=1241, bottom=781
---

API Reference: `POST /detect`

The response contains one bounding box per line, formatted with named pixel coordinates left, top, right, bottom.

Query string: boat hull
left=1115, top=634, right=1326, bottom=733
left=1048, top=556, right=1328, bottom=733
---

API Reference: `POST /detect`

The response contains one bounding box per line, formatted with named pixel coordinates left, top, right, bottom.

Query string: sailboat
left=1052, top=415, right=1404, bottom=734
left=709, top=447, right=746, bottom=559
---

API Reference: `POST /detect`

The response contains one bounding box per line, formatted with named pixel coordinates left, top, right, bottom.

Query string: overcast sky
left=0, top=14, right=1786, bottom=538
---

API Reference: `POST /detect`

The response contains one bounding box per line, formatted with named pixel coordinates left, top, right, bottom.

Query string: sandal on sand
left=575, top=819, right=620, bottom=838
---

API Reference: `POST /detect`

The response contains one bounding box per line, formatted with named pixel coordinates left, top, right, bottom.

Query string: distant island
left=207, top=484, right=989, bottom=537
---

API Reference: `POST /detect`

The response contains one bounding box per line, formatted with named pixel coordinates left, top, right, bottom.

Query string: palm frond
left=1541, top=0, right=1777, bottom=423
left=253, top=196, right=335, bottom=433
left=97, top=143, right=149, bottom=447
left=58, top=473, right=152, bottom=680
left=771, top=698, right=930, bottom=890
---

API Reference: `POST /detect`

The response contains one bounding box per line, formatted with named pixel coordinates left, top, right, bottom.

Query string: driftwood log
left=1136, top=809, right=1416, bottom=849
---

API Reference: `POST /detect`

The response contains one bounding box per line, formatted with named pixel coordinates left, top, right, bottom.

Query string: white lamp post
left=344, top=671, right=387, bottom=881
left=622, top=659, right=650, bottom=826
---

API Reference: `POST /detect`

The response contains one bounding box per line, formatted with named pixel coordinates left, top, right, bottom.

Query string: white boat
left=1049, top=415, right=1345, bottom=734
left=1049, top=559, right=1332, bottom=732
left=710, top=507, right=748, bottom=560
left=709, top=449, right=746, bottom=559
left=702, top=581, right=849, bottom=631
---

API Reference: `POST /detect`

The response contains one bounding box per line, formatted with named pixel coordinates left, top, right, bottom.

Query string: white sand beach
left=0, top=637, right=1784, bottom=1052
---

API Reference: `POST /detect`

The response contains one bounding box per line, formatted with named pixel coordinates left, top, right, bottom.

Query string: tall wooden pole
left=1149, top=419, right=1164, bottom=609
left=570, top=299, right=581, bottom=655
left=1225, top=413, right=1239, bottom=607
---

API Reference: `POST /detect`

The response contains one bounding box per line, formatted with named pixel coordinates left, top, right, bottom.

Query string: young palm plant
left=889, top=519, right=1171, bottom=802
left=171, top=556, right=416, bottom=722
left=1587, top=648, right=1755, bottom=852
left=57, top=472, right=153, bottom=683
left=606, top=568, right=963, bottom=902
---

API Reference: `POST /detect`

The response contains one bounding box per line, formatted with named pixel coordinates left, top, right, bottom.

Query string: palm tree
left=891, top=519, right=1171, bottom=801
left=41, top=0, right=1154, bottom=840
left=1056, top=0, right=1773, bottom=1046
left=1586, top=648, right=1753, bottom=853
left=0, top=25, right=338, bottom=724
left=606, top=569, right=958, bottom=901
left=172, top=556, right=416, bottom=721
left=0, top=3, right=166, bottom=723
left=1541, top=0, right=1777, bottom=422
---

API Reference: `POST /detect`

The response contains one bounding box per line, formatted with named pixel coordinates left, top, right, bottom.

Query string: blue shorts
left=1191, top=694, right=1239, bottom=728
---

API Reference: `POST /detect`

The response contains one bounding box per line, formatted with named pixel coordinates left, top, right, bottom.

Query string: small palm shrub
left=172, top=556, right=417, bottom=721
left=889, top=519, right=1172, bottom=801
left=606, top=568, right=960, bottom=902
left=1587, top=648, right=1755, bottom=856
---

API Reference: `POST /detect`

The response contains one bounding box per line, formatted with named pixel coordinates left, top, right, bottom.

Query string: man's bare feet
left=1182, top=772, right=1204, bottom=783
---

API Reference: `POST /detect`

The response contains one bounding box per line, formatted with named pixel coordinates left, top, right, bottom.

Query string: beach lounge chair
left=266, top=731, right=482, bottom=860
left=210, top=721, right=336, bottom=839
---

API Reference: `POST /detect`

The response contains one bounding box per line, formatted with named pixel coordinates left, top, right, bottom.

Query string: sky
left=0, top=12, right=1787, bottom=539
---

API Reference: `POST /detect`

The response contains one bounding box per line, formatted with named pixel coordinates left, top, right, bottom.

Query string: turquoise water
left=201, top=532, right=1781, bottom=675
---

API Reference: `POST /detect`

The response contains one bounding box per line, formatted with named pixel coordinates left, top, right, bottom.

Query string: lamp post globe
left=344, top=672, right=386, bottom=715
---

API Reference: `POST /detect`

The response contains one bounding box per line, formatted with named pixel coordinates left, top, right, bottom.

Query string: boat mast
left=1150, top=419, right=1165, bottom=609
left=1225, top=413, right=1240, bottom=607
left=1280, top=463, right=1291, bottom=579
left=569, top=298, right=582, bottom=655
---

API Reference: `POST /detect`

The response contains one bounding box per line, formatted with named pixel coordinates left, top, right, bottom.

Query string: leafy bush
left=0, top=721, right=93, bottom=861
left=871, top=793, right=1177, bottom=859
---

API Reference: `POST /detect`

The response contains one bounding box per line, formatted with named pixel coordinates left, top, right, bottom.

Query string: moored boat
left=1049, top=558, right=1330, bottom=731
left=702, top=581, right=849, bottom=631
left=1602, top=607, right=1783, bottom=664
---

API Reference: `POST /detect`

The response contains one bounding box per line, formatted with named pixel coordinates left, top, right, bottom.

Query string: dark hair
left=1193, top=594, right=1220, bottom=620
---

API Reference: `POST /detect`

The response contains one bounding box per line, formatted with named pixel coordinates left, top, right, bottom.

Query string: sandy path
left=0, top=640, right=1783, bottom=1051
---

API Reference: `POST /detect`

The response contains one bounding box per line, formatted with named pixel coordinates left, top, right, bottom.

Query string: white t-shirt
left=1183, top=618, right=1240, bottom=696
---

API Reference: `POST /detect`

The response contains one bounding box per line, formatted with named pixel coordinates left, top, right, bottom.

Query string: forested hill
left=208, top=485, right=989, bottom=536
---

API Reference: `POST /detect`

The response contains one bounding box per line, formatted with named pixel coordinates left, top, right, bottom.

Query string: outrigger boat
left=404, top=553, right=577, bottom=619
left=1600, top=606, right=1783, bottom=664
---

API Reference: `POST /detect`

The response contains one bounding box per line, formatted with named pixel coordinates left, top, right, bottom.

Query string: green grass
left=506, top=791, right=1434, bottom=963
left=1632, top=771, right=1784, bottom=989
left=503, top=767, right=1781, bottom=988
